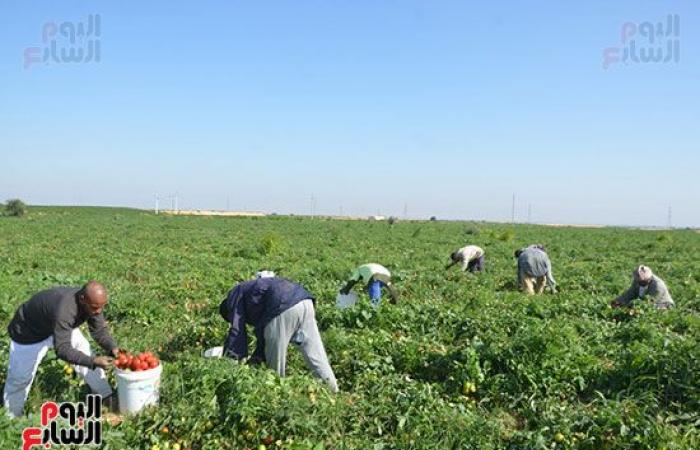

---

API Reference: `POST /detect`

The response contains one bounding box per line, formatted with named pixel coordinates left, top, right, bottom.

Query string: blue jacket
left=219, top=277, right=315, bottom=360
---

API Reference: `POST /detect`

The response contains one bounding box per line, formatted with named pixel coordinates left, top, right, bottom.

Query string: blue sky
left=1, top=1, right=698, bottom=226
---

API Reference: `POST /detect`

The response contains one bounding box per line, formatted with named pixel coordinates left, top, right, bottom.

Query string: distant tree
left=5, top=199, right=27, bottom=217
left=388, top=216, right=398, bottom=226
left=430, top=216, right=438, bottom=221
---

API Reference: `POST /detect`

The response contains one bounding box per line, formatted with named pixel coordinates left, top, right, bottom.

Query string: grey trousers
left=264, top=299, right=338, bottom=393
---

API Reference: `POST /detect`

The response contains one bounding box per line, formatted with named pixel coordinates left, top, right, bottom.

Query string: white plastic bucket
left=336, top=292, right=358, bottom=309
left=115, top=364, right=163, bottom=414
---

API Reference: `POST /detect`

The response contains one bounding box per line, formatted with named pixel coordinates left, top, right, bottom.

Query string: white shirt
left=455, top=245, right=484, bottom=270
left=350, top=263, right=391, bottom=284
left=456, top=245, right=484, bottom=262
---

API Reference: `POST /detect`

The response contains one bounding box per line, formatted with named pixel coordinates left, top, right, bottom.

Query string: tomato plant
left=0, top=207, right=698, bottom=449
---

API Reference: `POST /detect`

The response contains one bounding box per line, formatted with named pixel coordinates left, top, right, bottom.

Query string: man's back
left=354, top=264, right=391, bottom=283
left=8, top=286, right=82, bottom=344
left=518, top=249, right=550, bottom=278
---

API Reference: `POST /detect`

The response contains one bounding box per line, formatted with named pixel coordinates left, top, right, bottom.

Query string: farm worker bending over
left=340, top=263, right=399, bottom=307
left=611, top=265, right=675, bottom=310
left=515, top=246, right=557, bottom=294
left=446, top=245, right=485, bottom=272
left=219, top=274, right=338, bottom=392
left=3, top=281, right=120, bottom=418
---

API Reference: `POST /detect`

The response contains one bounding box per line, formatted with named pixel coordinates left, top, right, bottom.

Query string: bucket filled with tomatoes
left=114, top=351, right=163, bottom=414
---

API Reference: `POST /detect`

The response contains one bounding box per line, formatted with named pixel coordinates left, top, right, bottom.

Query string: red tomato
left=130, top=360, right=140, bottom=371
left=149, top=359, right=158, bottom=368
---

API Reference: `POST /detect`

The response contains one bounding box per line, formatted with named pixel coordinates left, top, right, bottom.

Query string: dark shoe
left=101, top=394, right=120, bottom=413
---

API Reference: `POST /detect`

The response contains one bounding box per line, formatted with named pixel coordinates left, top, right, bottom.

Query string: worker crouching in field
left=3, top=282, right=120, bottom=418
left=611, top=265, right=675, bottom=310
left=340, top=263, right=399, bottom=308
left=446, top=245, right=485, bottom=272
left=219, top=274, right=338, bottom=393
left=515, top=245, right=557, bottom=294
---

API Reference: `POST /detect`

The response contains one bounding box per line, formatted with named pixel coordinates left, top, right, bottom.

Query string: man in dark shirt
left=219, top=274, right=338, bottom=392
left=3, top=281, right=120, bottom=418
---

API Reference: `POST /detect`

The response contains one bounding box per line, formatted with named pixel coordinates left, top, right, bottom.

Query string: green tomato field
left=1, top=207, right=699, bottom=450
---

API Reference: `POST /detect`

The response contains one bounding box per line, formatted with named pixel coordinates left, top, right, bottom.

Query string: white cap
left=255, top=270, right=276, bottom=279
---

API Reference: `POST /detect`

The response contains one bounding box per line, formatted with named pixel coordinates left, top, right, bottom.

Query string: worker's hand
left=93, top=356, right=114, bottom=370
left=111, top=348, right=122, bottom=358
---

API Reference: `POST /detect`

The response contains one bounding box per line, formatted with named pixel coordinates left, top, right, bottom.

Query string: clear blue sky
left=1, top=1, right=698, bottom=226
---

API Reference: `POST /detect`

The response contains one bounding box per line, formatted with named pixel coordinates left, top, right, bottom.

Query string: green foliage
left=0, top=207, right=698, bottom=449
left=464, top=224, right=481, bottom=236
left=497, top=229, right=515, bottom=242
left=4, top=199, right=27, bottom=217
left=259, top=232, right=284, bottom=256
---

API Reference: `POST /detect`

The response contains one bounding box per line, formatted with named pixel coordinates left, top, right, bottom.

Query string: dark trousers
left=467, top=255, right=485, bottom=272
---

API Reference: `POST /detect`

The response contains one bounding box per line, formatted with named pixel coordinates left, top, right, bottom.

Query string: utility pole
left=511, top=193, right=516, bottom=223
left=403, top=203, right=408, bottom=219
left=667, top=206, right=672, bottom=229
left=226, top=196, right=230, bottom=212
left=310, top=195, right=315, bottom=219
left=528, top=203, right=532, bottom=224
left=339, top=205, right=343, bottom=217
left=155, top=195, right=159, bottom=215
